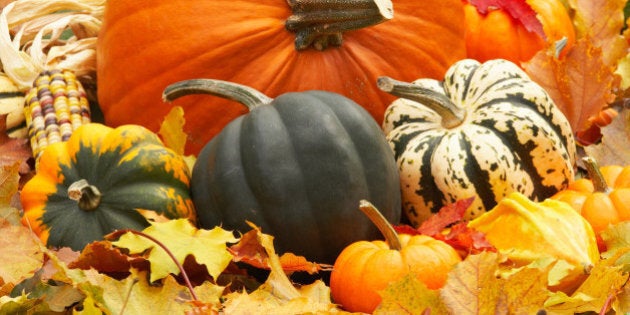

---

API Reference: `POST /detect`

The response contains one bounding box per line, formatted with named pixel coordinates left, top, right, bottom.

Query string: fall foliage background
left=1, top=0, right=630, bottom=314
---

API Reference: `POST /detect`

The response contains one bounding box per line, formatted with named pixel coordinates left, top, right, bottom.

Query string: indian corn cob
left=24, top=69, right=91, bottom=160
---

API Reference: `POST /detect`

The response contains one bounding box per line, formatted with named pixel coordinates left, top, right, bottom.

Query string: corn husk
left=0, top=0, right=103, bottom=136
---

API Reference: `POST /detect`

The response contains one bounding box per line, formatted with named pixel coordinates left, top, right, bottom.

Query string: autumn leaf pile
left=1, top=0, right=630, bottom=314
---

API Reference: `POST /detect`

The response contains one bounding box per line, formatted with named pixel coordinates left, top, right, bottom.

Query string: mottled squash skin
left=21, top=123, right=196, bottom=250
left=382, top=59, right=576, bottom=226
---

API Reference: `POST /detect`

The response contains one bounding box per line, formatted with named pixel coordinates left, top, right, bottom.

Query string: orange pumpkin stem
left=582, top=156, right=610, bottom=193
left=68, top=179, right=102, bottom=211
left=377, top=76, right=467, bottom=129
left=359, top=199, right=402, bottom=250
left=162, top=79, right=273, bottom=111
left=285, top=0, right=393, bottom=50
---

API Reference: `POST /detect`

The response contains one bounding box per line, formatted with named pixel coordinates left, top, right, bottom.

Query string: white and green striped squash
left=379, top=58, right=576, bottom=227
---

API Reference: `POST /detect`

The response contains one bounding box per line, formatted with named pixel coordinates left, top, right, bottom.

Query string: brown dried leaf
left=584, top=103, right=630, bottom=166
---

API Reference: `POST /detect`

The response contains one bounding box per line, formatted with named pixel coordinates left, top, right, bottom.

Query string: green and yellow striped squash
left=20, top=123, right=196, bottom=250
left=380, top=59, right=576, bottom=227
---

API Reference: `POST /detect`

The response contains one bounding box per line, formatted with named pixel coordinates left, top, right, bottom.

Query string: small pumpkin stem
left=162, top=79, right=273, bottom=111
left=359, top=200, right=402, bottom=251
left=377, top=76, right=467, bottom=129
left=285, top=0, right=393, bottom=51
left=582, top=156, right=611, bottom=193
left=68, top=179, right=102, bottom=211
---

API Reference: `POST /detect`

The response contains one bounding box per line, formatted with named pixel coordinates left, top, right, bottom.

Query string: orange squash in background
left=552, top=157, right=630, bottom=234
left=96, top=0, right=467, bottom=154
left=462, top=0, right=575, bottom=64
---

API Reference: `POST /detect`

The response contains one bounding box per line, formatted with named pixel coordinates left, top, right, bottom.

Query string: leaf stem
left=108, top=229, right=198, bottom=301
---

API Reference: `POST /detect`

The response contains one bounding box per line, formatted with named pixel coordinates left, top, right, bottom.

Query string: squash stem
left=162, top=79, right=273, bottom=111
left=68, top=179, right=102, bottom=211
left=377, top=76, right=467, bottom=129
left=285, top=0, right=393, bottom=50
left=359, top=200, right=402, bottom=251
left=582, top=156, right=611, bottom=193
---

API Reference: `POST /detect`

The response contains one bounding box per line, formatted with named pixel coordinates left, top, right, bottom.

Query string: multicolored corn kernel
left=24, top=69, right=91, bottom=160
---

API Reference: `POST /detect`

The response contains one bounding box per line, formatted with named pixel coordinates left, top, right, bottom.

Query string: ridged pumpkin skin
left=330, top=234, right=461, bottom=313
left=382, top=59, right=576, bottom=226
left=552, top=161, right=630, bottom=233
left=463, top=0, right=575, bottom=64
left=21, top=123, right=196, bottom=250
left=96, top=0, right=467, bottom=155
left=191, top=90, right=401, bottom=264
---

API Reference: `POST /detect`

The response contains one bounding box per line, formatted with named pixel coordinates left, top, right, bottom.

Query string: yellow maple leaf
left=111, top=219, right=238, bottom=282
left=374, top=273, right=447, bottom=314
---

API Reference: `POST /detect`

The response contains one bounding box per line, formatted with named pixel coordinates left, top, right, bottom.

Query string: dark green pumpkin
left=164, top=79, right=402, bottom=264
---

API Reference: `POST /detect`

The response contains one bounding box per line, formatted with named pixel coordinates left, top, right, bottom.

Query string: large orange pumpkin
left=96, top=0, right=467, bottom=154
left=463, top=0, right=575, bottom=64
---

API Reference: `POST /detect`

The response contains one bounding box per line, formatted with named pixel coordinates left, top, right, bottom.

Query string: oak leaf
left=111, top=219, right=238, bottom=282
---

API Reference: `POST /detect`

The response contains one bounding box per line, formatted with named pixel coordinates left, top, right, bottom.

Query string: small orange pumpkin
left=463, top=0, right=575, bottom=64
left=552, top=156, right=630, bottom=234
left=329, top=200, right=461, bottom=313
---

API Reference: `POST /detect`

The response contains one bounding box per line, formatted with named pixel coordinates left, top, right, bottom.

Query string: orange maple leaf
left=523, top=36, right=618, bottom=137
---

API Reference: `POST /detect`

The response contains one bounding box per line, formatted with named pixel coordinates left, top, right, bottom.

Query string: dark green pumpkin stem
left=377, top=76, right=467, bottom=129
left=162, top=79, right=272, bottom=111
left=285, top=0, right=393, bottom=51
left=359, top=200, right=402, bottom=250
left=582, top=156, right=611, bottom=193
left=68, top=179, right=101, bottom=211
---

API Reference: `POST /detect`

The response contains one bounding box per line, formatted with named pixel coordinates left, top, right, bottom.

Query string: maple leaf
left=417, top=197, right=474, bottom=236
left=69, top=240, right=148, bottom=277
left=544, top=259, right=628, bottom=314
left=584, top=102, right=630, bottom=166
left=90, top=268, right=216, bottom=315
left=111, top=219, right=238, bottom=283
left=441, top=251, right=555, bottom=314
left=441, top=251, right=506, bottom=314
left=395, top=198, right=494, bottom=256
left=523, top=36, right=617, bottom=136
left=0, top=218, right=44, bottom=286
left=0, top=115, right=32, bottom=175
left=0, top=161, right=21, bottom=224
left=375, top=273, right=448, bottom=314
left=228, top=226, right=333, bottom=275
left=158, top=105, right=196, bottom=170
left=222, top=223, right=340, bottom=314
left=568, top=0, right=629, bottom=67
